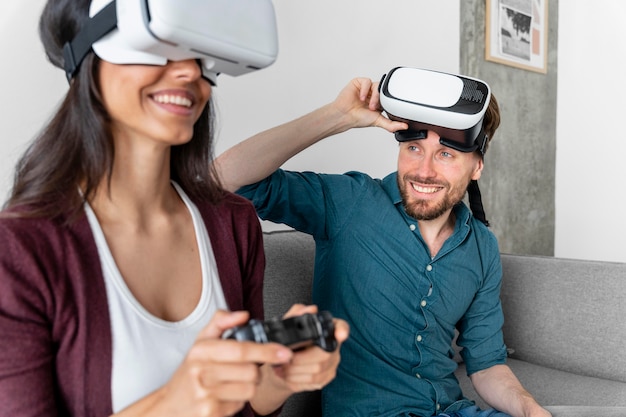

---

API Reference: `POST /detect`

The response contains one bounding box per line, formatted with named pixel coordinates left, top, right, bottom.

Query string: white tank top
left=84, top=182, right=228, bottom=412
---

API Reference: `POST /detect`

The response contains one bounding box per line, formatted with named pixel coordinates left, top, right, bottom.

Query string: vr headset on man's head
left=379, top=67, right=491, bottom=155
left=63, top=0, right=279, bottom=84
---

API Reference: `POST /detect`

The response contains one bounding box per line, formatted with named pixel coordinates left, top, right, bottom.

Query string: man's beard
left=398, top=174, right=468, bottom=221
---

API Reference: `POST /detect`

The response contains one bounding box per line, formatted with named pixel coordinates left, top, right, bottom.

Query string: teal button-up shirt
left=239, top=170, right=507, bottom=417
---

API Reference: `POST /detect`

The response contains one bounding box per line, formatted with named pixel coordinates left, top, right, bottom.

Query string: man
left=215, top=69, right=550, bottom=417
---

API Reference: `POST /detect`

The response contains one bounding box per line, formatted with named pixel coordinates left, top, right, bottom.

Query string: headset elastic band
left=63, top=0, right=118, bottom=81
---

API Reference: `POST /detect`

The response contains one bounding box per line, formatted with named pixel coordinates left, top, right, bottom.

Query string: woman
left=0, top=1, right=348, bottom=416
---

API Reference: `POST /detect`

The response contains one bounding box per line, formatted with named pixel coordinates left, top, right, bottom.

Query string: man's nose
left=415, top=154, right=437, bottom=178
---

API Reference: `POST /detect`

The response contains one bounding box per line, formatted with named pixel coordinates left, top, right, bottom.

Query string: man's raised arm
left=213, top=77, right=407, bottom=192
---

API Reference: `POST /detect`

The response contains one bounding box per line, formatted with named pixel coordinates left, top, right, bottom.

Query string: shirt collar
left=382, top=172, right=403, bottom=205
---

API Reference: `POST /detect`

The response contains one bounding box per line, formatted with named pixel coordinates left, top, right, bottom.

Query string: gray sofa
left=262, top=230, right=626, bottom=417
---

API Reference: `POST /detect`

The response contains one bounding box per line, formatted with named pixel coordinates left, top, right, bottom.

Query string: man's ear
left=471, top=157, right=484, bottom=181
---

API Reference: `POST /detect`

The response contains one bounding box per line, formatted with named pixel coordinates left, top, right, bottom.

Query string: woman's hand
left=250, top=304, right=350, bottom=414
left=116, top=310, right=293, bottom=417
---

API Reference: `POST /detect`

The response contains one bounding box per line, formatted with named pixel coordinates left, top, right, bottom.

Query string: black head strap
left=62, top=0, right=118, bottom=81
left=467, top=179, right=489, bottom=227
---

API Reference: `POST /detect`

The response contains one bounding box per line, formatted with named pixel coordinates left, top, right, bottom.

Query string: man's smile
left=411, top=183, right=444, bottom=194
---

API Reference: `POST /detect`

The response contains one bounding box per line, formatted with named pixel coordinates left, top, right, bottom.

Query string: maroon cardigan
left=0, top=192, right=271, bottom=417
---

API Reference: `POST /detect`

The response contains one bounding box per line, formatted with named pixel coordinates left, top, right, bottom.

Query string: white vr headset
left=379, top=67, right=492, bottom=154
left=63, top=0, right=279, bottom=85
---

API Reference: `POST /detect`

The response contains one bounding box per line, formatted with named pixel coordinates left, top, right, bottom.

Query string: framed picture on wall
left=485, top=0, right=548, bottom=73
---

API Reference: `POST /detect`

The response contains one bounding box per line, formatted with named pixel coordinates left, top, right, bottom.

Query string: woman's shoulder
left=0, top=209, right=61, bottom=238
left=0, top=208, right=92, bottom=259
left=0, top=208, right=100, bottom=304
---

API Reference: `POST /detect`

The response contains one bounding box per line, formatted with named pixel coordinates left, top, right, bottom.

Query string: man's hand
left=331, top=77, right=408, bottom=133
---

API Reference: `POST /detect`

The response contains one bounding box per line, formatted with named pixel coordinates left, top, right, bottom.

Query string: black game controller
left=223, top=311, right=337, bottom=352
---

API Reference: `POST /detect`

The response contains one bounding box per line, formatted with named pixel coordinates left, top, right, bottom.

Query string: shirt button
left=420, top=300, right=427, bottom=307
left=409, top=224, right=416, bottom=231
left=426, top=265, right=433, bottom=272
left=416, top=335, right=423, bottom=342
left=436, top=404, right=441, bottom=411
left=415, top=373, right=421, bottom=379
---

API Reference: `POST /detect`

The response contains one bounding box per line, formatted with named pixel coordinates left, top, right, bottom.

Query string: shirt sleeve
left=237, top=169, right=371, bottom=241
left=0, top=220, right=60, bottom=416
left=456, top=232, right=508, bottom=375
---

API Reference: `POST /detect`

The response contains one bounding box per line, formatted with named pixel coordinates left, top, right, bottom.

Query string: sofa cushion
left=543, top=406, right=626, bottom=417
left=263, top=230, right=315, bottom=319
left=499, top=254, right=626, bottom=383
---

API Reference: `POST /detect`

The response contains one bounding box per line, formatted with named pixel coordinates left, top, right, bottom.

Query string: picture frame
left=485, top=0, right=548, bottom=73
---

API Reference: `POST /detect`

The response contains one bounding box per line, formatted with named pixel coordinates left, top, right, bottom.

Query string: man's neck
left=417, top=210, right=456, bottom=258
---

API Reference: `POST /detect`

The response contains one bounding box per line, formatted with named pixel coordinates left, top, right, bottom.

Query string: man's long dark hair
left=3, top=0, right=224, bottom=221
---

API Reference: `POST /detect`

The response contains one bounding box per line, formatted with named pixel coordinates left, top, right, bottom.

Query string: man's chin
left=403, top=202, right=448, bottom=222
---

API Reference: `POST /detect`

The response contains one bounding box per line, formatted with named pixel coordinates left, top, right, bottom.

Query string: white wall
left=214, top=0, right=460, bottom=177
left=0, top=2, right=68, bottom=203
left=555, top=1, right=626, bottom=262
